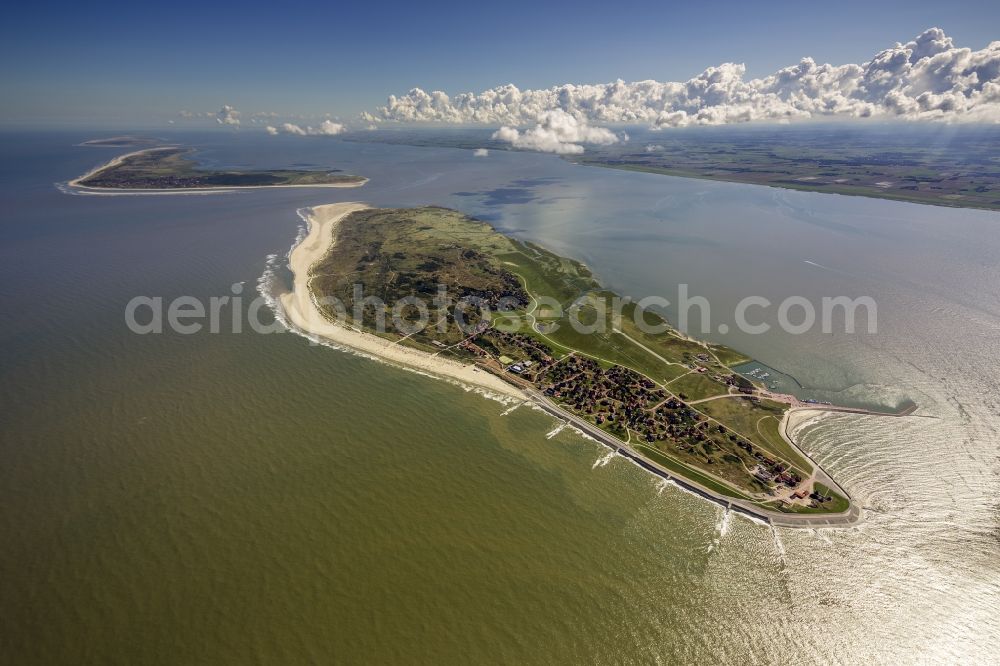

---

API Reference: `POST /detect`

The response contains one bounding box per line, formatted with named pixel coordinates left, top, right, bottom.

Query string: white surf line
left=771, top=524, right=787, bottom=566
left=707, top=505, right=732, bottom=553
left=811, top=528, right=834, bottom=546
left=564, top=423, right=600, bottom=445
left=731, top=508, right=769, bottom=528
left=719, top=506, right=732, bottom=538
left=545, top=422, right=568, bottom=439
left=500, top=401, right=526, bottom=416
left=592, top=450, right=617, bottom=468
left=642, top=465, right=718, bottom=504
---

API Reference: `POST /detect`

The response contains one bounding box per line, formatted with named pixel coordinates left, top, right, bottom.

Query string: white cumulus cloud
left=313, top=119, right=345, bottom=135
left=491, top=109, right=619, bottom=154
left=473, top=148, right=489, bottom=156
left=267, top=120, right=346, bottom=136
left=216, top=104, right=241, bottom=127
left=371, top=28, right=1000, bottom=133
left=280, top=123, right=308, bottom=135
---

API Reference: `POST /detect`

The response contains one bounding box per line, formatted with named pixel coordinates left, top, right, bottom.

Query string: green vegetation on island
left=309, top=206, right=851, bottom=515
left=75, top=147, right=366, bottom=189
left=80, top=136, right=162, bottom=148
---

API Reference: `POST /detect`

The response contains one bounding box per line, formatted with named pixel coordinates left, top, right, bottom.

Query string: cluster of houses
left=474, top=329, right=554, bottom=379
left=450, top=260, right=530, bottom=312
left=456, top=324, right=804, bottom=496
left=751, top=458, right=802, bottom=489
left=537, top=358, right=718, bottom=448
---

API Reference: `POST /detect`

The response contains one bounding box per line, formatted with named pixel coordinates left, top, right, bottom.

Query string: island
left=70, top=147, right=367, bottom=191
left=79, top=136, right=162, bottom=148
left=281, top=203, right=883, bottom=526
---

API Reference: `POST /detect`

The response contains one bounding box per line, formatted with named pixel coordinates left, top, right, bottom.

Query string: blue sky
left=1, top=0, right=997, bottom=124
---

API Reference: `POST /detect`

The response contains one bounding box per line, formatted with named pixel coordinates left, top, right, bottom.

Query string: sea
left=1, top=128, right=998, bottom=663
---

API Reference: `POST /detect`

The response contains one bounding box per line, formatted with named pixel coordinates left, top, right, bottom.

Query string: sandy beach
left=279, top=202, right=527, bottom=400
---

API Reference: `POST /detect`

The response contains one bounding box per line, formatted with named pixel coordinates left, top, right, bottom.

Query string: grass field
left=631, top=444, right=751, bottom=500
left=707, top=343, right=753, bottom=367
left=669, top=373, right=730, bottom=402
left=696, top=397, right=813, bottom=473
left=812, top=483, right=851, bottom=513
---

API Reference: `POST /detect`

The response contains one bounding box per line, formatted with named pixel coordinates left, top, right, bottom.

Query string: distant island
left=280, top=203, right=899, bottom=526
left=79, top=136, right=162, bottom=148
left=70, top=146, right=367, bottom=191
